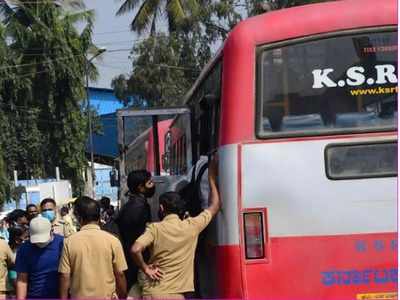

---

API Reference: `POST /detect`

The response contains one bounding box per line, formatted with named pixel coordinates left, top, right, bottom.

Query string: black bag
left=179, top=162, right=209, bottom=217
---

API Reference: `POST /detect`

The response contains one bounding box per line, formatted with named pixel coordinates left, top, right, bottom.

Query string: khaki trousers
left=143, top=294, right=184, bottom=299
left=127, top=284, right=184, bottom=300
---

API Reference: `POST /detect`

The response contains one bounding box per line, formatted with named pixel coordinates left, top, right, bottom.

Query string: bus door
left=116, top=107, right=190, bottom=218
left=116, top=105, right=219, bottom=298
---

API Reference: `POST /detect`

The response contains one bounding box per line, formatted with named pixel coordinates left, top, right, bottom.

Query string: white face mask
left=36, top=241, right=50, bottom=248
left=35, top=236, right=53, bottom=248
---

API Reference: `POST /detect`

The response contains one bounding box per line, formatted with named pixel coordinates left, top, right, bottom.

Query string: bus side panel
left=215, top=245, right=243, bottom=298
left=241, top=136, right=397, bottom=237
left=214, top=144, right=243, bottom=298
left=240, top=135, right=397, bottom=299
left=244, top=233, right=397, bottom=299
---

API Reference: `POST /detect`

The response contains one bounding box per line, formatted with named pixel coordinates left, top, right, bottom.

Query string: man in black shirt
left=116, top=170, right=155, bottom=289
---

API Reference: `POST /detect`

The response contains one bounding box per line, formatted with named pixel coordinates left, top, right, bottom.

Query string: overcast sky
left=84, top=0, right=138, bottom=88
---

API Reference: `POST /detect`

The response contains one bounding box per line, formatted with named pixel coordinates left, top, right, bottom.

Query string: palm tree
left=117, top=0, right=200, bottom=35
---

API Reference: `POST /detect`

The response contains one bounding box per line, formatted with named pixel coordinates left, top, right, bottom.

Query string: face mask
left=35, top=234, right=53, bottom=248
left=35, top=240, right=50, bottom=248
left=41, top=210, right=56, bottom=222
left=143, top=186, right=156, bottom=198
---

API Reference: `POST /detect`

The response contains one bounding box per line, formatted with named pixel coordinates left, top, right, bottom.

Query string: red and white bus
left=118, top=0, right=397, bottom=298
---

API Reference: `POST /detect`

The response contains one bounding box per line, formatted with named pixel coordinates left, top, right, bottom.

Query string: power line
left=0, top=102, right=106, bottom=125
left=98, top=59, right=131, bottom=63
left=16, top=69, right=51, bottom=79
left=0, top=54, right=84, bottom=70
left=6, top=47, right=133, bottom=57
left=94, top=39, right=147, bottom=46
left=93, top=30, right=133, bottom=36
left=1, top=59, right=199, bottom=79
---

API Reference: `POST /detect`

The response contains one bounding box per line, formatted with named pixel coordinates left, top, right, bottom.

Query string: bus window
left=190, top=61, right=222, bottom=162
left=257, top=30, right=397, bottom=137
left=166, top=113, right=191, bottom=175
left=168, top=135, right=188, bottom=175
left=118, top=108, right=189, bottom=184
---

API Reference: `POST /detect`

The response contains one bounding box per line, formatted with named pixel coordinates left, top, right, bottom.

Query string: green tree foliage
left=117, top=0, right=200, bottom=34
left=114, top=0, right=333, bottom=107
left=0, top=146, right=10, bottom=209
left=0, top=0, right=97, bottom=195
left=112, top=32, right=210, bottom=107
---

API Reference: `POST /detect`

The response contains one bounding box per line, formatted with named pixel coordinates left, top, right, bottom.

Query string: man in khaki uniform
left=131, top=159, right=220, bottom=299
left=40, top=198, right=74, bottom=237
left=0, top=240, right=14, bottom=299
left=59, top=197, right=128, bottom=299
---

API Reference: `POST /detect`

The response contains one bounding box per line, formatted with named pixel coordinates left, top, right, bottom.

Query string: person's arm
left=15, top=245, right=28, bottom=300
left=206, top=158, right=220, bottom=217
left=114, top=269, right=127, bottom=299
left=112, top=239, right=128, bottom=299
left=131, top=242, right=163, bottom=281
left=6, top=245, right=15, bottom=267
left=58, top=242, right=71, bottom=299
left=16, top=273, right=28, bottom=300
left=131, top=226, right=162, bottom=281
left=59, top=273, right=70, bottom=299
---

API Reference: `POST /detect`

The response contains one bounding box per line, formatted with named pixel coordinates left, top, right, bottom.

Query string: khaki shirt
left=58, top=224, right=128, bottom=299
left=53, top=217, right=75, bottom=238
left=136, top=210, right=212, bottom=295
left=0, top=240, right=14, bottom=292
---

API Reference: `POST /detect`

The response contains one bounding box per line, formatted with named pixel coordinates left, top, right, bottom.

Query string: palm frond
left=79, top=22, right=94, bottom=53
left=55, top=0, right=85, bottom=10
left=166, top=0, right=186, bottom=24
left=186, top=0, right=199, bottom=17
left=116, top=0, right=140, bottom=16
left=150, top=12, right=156, bottom=35
left=130, top=0, right=159, bottom=34
left=62, top=8, right=95, bottom=25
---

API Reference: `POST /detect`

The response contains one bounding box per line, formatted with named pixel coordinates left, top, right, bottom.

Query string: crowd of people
left=0, top=158, right=220, bottom=299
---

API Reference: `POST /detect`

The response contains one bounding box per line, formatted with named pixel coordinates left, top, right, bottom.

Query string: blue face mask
left=41, top=210, right=55, bottom=222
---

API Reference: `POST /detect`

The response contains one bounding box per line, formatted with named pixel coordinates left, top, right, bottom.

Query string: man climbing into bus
left=116, top=170, right=154, bottom=290
left=130, top=158, right=220, bottom=299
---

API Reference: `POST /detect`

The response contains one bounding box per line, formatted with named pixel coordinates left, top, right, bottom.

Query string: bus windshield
left=257, top=30, right=398, bottom=137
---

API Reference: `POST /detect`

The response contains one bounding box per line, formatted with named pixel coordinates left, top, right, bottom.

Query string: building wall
left=94, top=163, right=118, bottom=201
left=89, top=88, right=123, bottom=115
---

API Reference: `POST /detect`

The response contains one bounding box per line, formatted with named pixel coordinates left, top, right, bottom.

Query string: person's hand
left=208, top=155, right=218, bottom=184
left=144, top=264, right=163, bottom=281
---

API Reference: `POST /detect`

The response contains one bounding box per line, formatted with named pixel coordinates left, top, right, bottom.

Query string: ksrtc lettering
left=321, top=268, right=398, bottom=286
left=312, top=64, right=398, bottom=88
